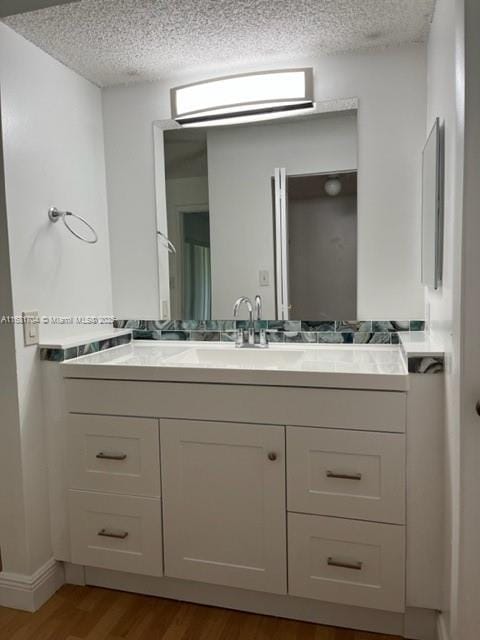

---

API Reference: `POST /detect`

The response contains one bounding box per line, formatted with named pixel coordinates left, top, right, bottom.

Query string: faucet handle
left=258, top=328, right=268, bottom=348
left=235, top=327, right=244, bottom=348
left=255, top=295, right=262, bottom=321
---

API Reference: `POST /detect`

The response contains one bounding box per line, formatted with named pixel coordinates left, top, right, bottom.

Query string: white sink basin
left=63, top=341, right=409, bottom=390
left=164, top=346, right=305, bottom=369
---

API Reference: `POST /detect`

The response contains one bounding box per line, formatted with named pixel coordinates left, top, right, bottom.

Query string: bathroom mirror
left=154, top=103, right=358, bottom=320
left=421, top=118, right=444, bottom=290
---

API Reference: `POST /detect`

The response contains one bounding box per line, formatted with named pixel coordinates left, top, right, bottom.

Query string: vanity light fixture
left=171, top=68, right=315, bottom=127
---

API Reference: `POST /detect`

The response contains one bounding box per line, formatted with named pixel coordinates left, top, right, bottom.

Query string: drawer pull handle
left=267, top=452, right=278, bottom=461
left=328, top=557, right=363, bottom=571
left=96, top=452, right=127, bottom=461
left=326, top=470, right=362, bottom=481
left=97, top=528, right=129, bottom=540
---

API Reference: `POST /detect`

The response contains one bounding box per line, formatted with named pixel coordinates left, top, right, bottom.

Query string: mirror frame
left=152, top=96, right=359, bottom=319
left=421, top=117, right=444, bottom=291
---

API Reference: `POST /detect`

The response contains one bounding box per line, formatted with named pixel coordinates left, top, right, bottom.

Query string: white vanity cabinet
left=41, top=340, right=446, bottom=639
left=54, top=363, right=431, bottom=634
left=161, top=419, right=287, bottom=593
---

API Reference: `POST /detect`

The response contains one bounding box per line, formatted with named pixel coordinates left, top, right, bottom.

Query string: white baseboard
left=64, top=562, right=85, bottom=586
left=404, top=608, right=437, bottom=640
left=0, top=558, right=64, bottom=612
left=437, top=614, right=451, bottom=640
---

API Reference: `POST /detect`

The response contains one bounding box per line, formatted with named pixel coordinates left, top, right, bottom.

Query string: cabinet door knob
left=267, top=452, right=277, bottom=461
left=476, top=401, right=480, bottom=417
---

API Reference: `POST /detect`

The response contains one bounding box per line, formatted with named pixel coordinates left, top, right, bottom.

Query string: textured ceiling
left=3, top=0, right=436, bottom=87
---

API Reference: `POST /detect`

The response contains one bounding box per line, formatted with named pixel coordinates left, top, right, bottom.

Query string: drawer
left=288, top=513, right=405, bottom=612
left=68, top=490, right=163, bottom=576
left=287, top=427, right=405, bottom=524
left=67, top=415, right=160, bottom=497
left=65, top=379, right=406, bottom=433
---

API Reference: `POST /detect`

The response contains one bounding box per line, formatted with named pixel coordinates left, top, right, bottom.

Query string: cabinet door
left=161, top=419, right=286, bottom=594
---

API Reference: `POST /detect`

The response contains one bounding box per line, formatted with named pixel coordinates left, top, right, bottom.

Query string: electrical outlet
left=259, top=270, right=269, bottom=286
left=160, top=299, right=169, bottom=320
left=425, top=301, right=431, bottom=333
left=22, top=311, right=40, bottom=346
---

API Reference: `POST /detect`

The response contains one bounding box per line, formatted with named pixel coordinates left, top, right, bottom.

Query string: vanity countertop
left=39, top=327, right=132, bottom=350
left=398, top=331, right=445, bottom=357
left=61, top=341, right=408, bottom=391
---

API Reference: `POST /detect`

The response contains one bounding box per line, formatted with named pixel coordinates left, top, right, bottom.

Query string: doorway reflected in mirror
left=164, top=129, right=211, bottom=319
left=280, top=171, right=357, bottom=320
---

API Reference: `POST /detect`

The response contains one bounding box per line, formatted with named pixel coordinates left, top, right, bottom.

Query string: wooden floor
left=0, top=585, right=402, bottom=640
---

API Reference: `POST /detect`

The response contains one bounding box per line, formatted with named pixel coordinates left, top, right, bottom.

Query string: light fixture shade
left=324, top=176, right=342, bottom=197
left=171, top=68, right=314, bottom=126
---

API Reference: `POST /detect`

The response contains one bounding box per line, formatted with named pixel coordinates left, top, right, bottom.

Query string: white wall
left=103, top=44, right=426, bottom=320
left=0, top=103, right=28, bottom=576
left=207, top=113, right=357, bottom=317
left=0, top=22, right=112, bottom=577
left=429, top=3, right=480, bottom=639
left=425, top=0, right=465, bottom=637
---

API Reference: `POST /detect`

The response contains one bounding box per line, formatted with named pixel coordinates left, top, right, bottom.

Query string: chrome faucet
left=255, top=295, right=268, bottom=348
left=232, top=295, right=268, bottom=348
left=233, top=296, right=255, bottom=347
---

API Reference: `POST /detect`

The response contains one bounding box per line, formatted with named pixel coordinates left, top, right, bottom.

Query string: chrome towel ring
left=157, top=230, right=176, bottom=254
left=48, top=207, right=98, bottom=244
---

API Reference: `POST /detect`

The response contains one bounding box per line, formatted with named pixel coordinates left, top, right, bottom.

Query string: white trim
left=274, top=168, right=283, bottom=319
left=0, top=558, right=64, bottom=612
left=436, top=614, right=451, bottom=640
left=64, top=562, right=85, bottom=586
left=403, top=607, right=437, bottom=640
left=279, top=167, right=289, bottom=320
left=152, top=123, right=170, bottom=319
left=273, top=167, right=290, bottom=320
